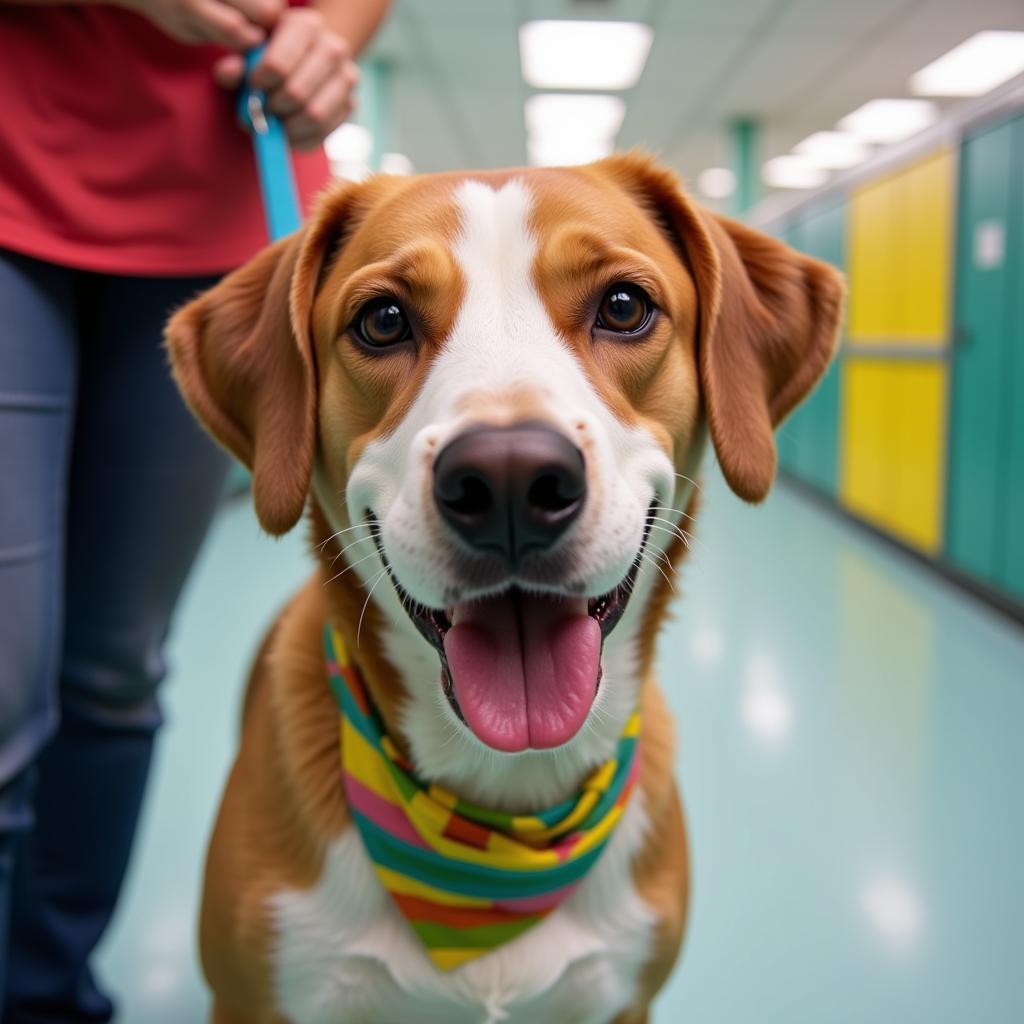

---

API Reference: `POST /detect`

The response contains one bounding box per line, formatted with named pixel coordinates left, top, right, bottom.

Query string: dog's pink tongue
left=443, top=592, right=600, bottom=752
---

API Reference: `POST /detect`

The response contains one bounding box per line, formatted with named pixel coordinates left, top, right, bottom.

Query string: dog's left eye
left=353, top=299, right=412, bottom=348
left=596, top=283, right=653, bottom=335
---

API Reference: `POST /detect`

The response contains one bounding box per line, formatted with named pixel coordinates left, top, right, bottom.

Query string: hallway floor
left=95, top=470, right=1024, bottom=1023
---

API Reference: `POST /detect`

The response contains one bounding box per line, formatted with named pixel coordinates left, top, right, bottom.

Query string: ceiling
left=363, top=0, right=1024, bottom=203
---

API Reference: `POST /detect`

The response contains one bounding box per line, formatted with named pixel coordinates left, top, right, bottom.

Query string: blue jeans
left=0, top=248, right=230, bottom=1021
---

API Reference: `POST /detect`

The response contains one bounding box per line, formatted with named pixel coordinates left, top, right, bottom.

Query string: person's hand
left=213, top=8, right=360, bottom=150
left=116, top=0, right=283, bottom=50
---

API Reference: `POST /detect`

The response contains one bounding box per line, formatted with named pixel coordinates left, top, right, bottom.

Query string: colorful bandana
left=324, top=626, right=640, bottom=972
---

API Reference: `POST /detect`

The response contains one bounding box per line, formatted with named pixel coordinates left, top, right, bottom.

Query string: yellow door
left=847, top=149, right=953, bottom=344
left=840, top=358, right=948, bottom=553
left=840, top=147, right=954, bottom=555
left=896, top=152, right=954, bottom=343
left=847, top=179, right=895, bottom=342
left=840, top=358, right=890, bottom=526
left=889, top=361, right=947, bottom=554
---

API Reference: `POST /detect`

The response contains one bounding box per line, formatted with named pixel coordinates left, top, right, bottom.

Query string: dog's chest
left=269, top=795, right=654, bottom=1024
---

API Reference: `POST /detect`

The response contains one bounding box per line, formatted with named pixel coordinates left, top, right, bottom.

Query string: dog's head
left=168, top=153, right=842, bottom=796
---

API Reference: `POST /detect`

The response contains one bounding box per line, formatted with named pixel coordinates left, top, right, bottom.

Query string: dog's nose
left=433, top=422, right=586, bottom=563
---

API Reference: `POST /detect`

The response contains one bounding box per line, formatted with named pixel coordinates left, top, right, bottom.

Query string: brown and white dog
left=167, top=152, right=843, bottom=1024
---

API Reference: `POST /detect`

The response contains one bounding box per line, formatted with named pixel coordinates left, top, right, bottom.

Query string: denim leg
left=5, top=270, right=229, bottom=1023
left=0, top=249, right=78, bottom=1003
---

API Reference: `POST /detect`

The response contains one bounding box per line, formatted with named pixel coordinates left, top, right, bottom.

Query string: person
left=0, top=0, right=390, bottom=1016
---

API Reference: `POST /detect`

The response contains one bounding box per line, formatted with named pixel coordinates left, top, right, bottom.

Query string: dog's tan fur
left=167, top=153, right=843, bottom=1022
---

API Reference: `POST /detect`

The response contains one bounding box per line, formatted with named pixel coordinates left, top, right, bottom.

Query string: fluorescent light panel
left=697, top=167, right=736, bottom=199
left=519, top=20, right=653, bottom=90
left=910, top=31, right=1024, bottom=97
left=525, top=94, right=625, bottom=168
left=331, top=160, right=371, bottom=182
left=325, top=123, right=372, bottom=163
left=793, top=131, right=871, bottom=170
left=380, top=152, right=414, bottom=176
left=528, top=136, right=614, bottom=167
left=837, top=99, right=938, bottom=144
left=762, top=155, right=828, bottom=190
left=525, top=93, right=626, bottom=140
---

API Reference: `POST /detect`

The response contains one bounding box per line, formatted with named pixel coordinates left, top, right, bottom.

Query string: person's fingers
left=212, top=52, right=246, bottom=89
left=285, top=70, right=353, bottom=149
left=266, top=33, right=347, bottom=117
left=250, top=10, right=318, bottom=91
left=219, top=0, right=282, bottom=30
left=191, top=0, right=265, bottom=49
left=344, top=61, right=361, bottom=94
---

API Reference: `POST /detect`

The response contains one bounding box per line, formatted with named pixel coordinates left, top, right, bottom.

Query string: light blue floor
left=95, top=470, right=1024, bottom=1023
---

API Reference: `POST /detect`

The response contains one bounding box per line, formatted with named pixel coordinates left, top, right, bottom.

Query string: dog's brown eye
left=355, top=299, right=411, bottom=348
left=596, top=284, right=652, bottom=335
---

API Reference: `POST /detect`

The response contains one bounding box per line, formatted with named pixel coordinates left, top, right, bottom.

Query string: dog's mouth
left=368, top=513, right=651, bottom=753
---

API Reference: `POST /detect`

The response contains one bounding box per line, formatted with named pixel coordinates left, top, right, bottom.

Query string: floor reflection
left=95, top=470, right=1024, bottom=1023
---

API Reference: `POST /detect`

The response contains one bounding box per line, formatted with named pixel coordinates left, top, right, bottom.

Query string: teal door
left=946, top=113, right=1023, bottom=593
left=776, top=201, right=845, bottom=497
left=776, top=223, right=806, bottom=477
left=801, top=201, right=845, bottom=497
left=1001, top=118, right=1024, bottom=599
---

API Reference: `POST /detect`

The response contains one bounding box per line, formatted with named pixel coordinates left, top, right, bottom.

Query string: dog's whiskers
left=650, top=504, right=697, bottom=524
left=636, top=548, right=674, bottom=591
left=647, top=522, right=696, bottom=552
left=646, top=515, right=692, bottom=546
left=357, top=567, right=391, bottom=648
left=323, top=548, right=382, bottom=587
left=330, top=533, right=375, bottom=568
left=317, top=522, right=371, bottom=552
left=648, top=545, right=674, bottom=570
left=671, top=471, right=703, bottom=492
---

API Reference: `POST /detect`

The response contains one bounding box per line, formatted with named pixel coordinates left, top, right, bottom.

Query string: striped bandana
left=324, top=626, right=641, bottom=972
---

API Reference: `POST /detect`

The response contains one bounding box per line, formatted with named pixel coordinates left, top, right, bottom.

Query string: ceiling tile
left=658, top=0, right=781, bottom=30
left=367, top=0, right=1024, bottom=178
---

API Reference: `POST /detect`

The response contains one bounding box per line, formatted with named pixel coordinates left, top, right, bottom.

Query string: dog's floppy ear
left=166, top=190, right=354, bottom=535
left=592, top=153, right=845, bottom=502
left=698, top=214, right=845, bottom=501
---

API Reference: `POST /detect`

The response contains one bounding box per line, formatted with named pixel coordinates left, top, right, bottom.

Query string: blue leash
left=238, top=45, right=302, bottom=241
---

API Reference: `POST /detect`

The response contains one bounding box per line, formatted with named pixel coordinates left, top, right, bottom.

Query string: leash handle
left=238, top=45, right=302, bottom=241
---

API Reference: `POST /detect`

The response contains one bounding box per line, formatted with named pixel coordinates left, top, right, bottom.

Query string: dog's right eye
left=596, top=283, right=653, bottom=335
left=353, top=299, right=412, bottom=348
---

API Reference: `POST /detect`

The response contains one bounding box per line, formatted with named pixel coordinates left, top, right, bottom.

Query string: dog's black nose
left=433, top=422, right=586, bottom=563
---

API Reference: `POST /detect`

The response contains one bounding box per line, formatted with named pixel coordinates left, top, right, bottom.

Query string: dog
left=166, top=151, right=843, bottom=1024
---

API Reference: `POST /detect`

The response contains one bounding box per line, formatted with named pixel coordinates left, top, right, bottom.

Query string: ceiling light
left=331, top=161, right=372, bottom=183
left=325, top=123, right=372, bottom=164
left=380, top=152, right=414, bottom=176
left=525, top=93, right=626, bottom=141
left=525, top=95, right=624, bottom=168
left=519, top=20, right=653, bottom=90
left=762, top=155, right=828, bottom=189
left=697, top=167, right=736, bottom=199
left=793, top=131, right=872, bottom=170
left=527, top=135, right=614, bottom=167
left=910, top=31, right=1024, bottom=97
left=837, top=99, right=938, bottom=144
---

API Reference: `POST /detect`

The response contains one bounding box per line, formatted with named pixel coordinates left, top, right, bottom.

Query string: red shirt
left=0, top=4, right=330, bottom=275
